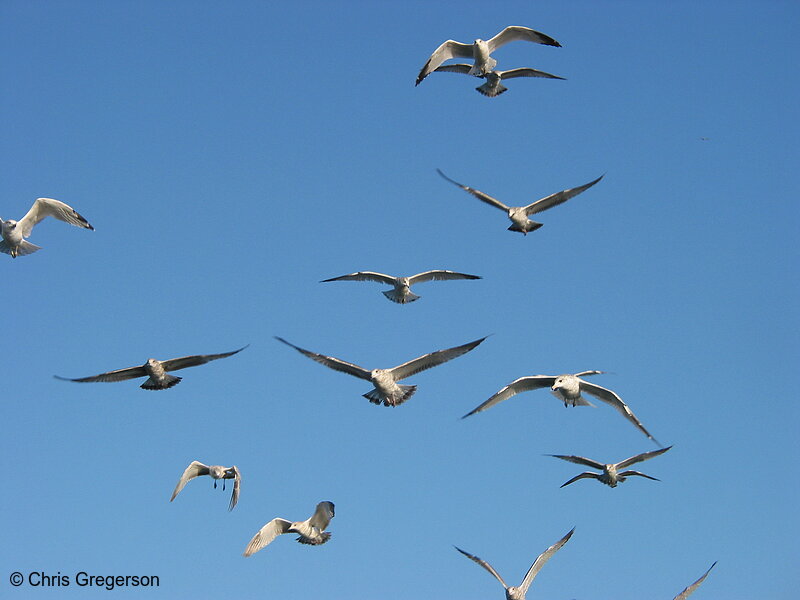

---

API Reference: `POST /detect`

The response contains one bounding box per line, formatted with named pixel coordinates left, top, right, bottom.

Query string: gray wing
left=519, top=528, right=575, bottom=594
left=54, top=364, right=148, bottom=383
left=462, top=375, right=556, bottom=418
left=170, top=461, right=209, bottom=502
left=673, top=562, right=717, bottom=600
left=618, top=470, right=660, bottom=481
left=579, top=380, right=660, bottom=445
left=243, top=518, right=292, bottom=556
left=275, top=337, right=372, bottom=380
left=523, top=175, right=604, bottom=216
left=228, top=466, right=241, bottom=511
left=389, top=336, right=487, bottom=381
left=560, top=472, right=602, bottom=488
left=309, top=501, right=335, bottom=530
left=320, top=271, right=397, bottom=285
left=454, top=547, right=508, bottom=590
left=616, top=446, right=672, bottom=469
left=497, top=67, right=565, bottom=81
left=486, top=26, right=562, bottom=53
left=416, top=39, right=474, bottom=85
left=160, top=345, right=248, bottom=372
left=408, top=270, right=482, bottom=284
left=547, top=454, right=605, bottom=470
left=432, top=63, right=473, bottom=75
left=575, top=370, right=605, bottom=378
left=437, top=169, right=510, bottom=212
left=18, top=197, right=94, bottom=237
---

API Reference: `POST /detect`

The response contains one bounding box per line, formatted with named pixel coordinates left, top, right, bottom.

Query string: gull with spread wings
left=433, top=64, right=565, bottom=97
left=1, top=197, right=93, bottom=258
left=55, top=345, right=247, bottom=390
left=548, top=446, right=672, bottom=488
left=455, top=528, right=574, bottom=600
left=438, top=170, right=603, bottom=235
left=243, top=501, right=335, bottom=557
left=321, top=269, right=481, bottom=304
left=276, top=336, right=486, bottom=406
left=170, top=461, right=241, bottom=510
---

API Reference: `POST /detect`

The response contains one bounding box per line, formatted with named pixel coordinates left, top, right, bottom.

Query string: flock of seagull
left=5, top=23, right=718, bottom=598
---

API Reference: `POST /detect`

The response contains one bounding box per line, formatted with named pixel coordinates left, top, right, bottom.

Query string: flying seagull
left=673, top=562, right=717, bottom=600
left=416, top=25, right=561, bottom=86
left=455, top=528, right=574, bottom=600
left=55, top=345, right=248, bottom=390
left=433, top=64, right=565, bottom=97
left=438, top=169, right=603, bottom=235
left=320, top=270, right=481, bottom=304
left=548, top=446, right=672, bottom=488
left=170, top=461, right=241, bottom=510
left=463, top=371, right=660, bottom=445
left=275, top=336, right=487, bottom=406
left=1, top=197, right=93, bottom=258
left=243, top=501, right=335, bottom=557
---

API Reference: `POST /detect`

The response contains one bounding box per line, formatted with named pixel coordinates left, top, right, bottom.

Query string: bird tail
left=0, top=239, right=41, bottom=257
left=363, top=385, right=417, bottom=407
left=507, top=221, right=543, bottom=234
left=140, top=375, right=182, bottom=390
left=382, top=289, right=420, bottom=304
left=476, top=82, right=507, bottom=97
left=297, top=532, right=331, bottom=545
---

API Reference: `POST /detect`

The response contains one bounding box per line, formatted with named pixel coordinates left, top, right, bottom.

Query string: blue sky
left=2, top=1, right=798, bottom=598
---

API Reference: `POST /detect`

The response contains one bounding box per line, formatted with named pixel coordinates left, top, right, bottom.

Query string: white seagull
left=463, top=371, right=660, bottom=445
left=416, top=25, right=561, bottom=86
left=548, top=446, right=672, bottom=488
left=320, top=270, right=481, bottom=304
left=55, top=345, right=248, bottom=390
left=1, top=197, right=93, bottom=258
left=673, top=562, right=717, bottom=600
left=170, top=461, right=241, bottom=510
left=433, top=64, right=565, bottom=97
left=243, top=501, right=335, bottom=556
left=438, top=169, right=603, bottom=235
left=455, top=528, right=574, bottom=600
left=276, top=336, right=487, bottom=407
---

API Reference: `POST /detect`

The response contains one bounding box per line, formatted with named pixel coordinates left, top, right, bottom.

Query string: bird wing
left=416, top=40, right=474, bottom=85
left=169, top=461, right=209, bottom=502
left=309, top=501, right=335, bottom=530
left=454, top=546, right=508, bottom=589
left=54, top=364, right=148, bottom=383
left=160, top=345, right=248, bottom=372
left=519, top=527, right=575, bottom=594
left=18, top=197, right=94, bottom=237
left=497, top=67, right=565, bottom=81
left=616, top=446, right=672, bottom=469
left=618, top=470, right=660, bottom=481
left=243, top=518, right=292, bottom=556
left=523, top=175, right=604, bottom=216
left=486, top=26, right=562, bottom=53
left=462, top=375, right=556, bottom=418
left=432, top=63, right=473, bottom=75
left=389, top=336, right=487, bottom=381
left=579, top=380, right=660, bottom=444
left=437, top=169, right=510, bottom=212
left=320, top=271, right=397, bottom=285
left=408, top=270, right=481, bottom=284
left=228, top=466, right=241, bottom=511
left=673, top=562, right=717, bottom=600
left=575, top=370, right=605, bottom=378
left=275, top=337, right=371, bottom=380
left=547, top=454, right=605, bottom=470
left=560, top=472, right=602, bottom=488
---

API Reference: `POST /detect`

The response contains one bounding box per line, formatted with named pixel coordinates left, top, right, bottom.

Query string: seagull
left=320, top=270, right=481, bottom=304
left=170, top=461, right=241, bottom=510
left=416, top=25, right=561, bottom=86
left=1, top=197, right=93, bottom=258
left=433, top=64, right=565, bottom=97
left=673, top=562, right=717, bottom=600
left=548, top=446, right=672, bottom=488
left=437, top=170, right=603, bottom=235
left=455, top=528, right=574, bottom=600
left=462, top=371, right=660, bottom=445
left=275, top=336, right=487, bottom=406
left=243, top=501, right=335, bottom=556
left=54, top=345, right=248, bottom=390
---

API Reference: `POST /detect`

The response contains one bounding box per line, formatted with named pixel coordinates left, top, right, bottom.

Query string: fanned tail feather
left=363, top=384, right=417, bottom=407
left=476, top=82, right=507, bottom=97
left=508, top=221, right=543, bottom=234
left=382, top=289, right=420, bottom=304
left=0, top=239, right=41, bottom=257
left=140, top=375, right=182, bottom=390
left=296, top=532, right=331, bottom=545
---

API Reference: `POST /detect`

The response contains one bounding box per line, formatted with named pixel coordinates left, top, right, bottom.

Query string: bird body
left=243, top=501, right=335, bottom=556
left=170, top=461, right=241, bottom=510
left=321, top=270, right=481, bottom=304
left=1, top=197, right=93, bottom=258
left=549, top=446, right=672, bottom=488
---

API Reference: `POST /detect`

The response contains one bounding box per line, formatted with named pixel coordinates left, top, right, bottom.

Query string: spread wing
left=518, top=527, right=575, bottom=595
left=275, top=337, right=371, bottom=380
left=673, top=562, right=717, bottom=600
left=228, top=466, right=241, bottom=511
left=160, top=345, right=248, bottom=372
left=170, top=461, right=210, bottom=501
left=497, top=67, right=565, bottom=81
left=437, top=169, right=510, bottom=212
left=616, top=446, right=672, bottom=469
left=416, top=39, right=474, bottom=85
left=408, top=270, right=481, bottom=284
left=243, top=518, right=292, bottom=556
left=454, top=547, right=508, bottom=590
left=559, top=472, right=602, bottom=488
left=54, top=364, right=147, bottom=383
left=309, top=501, right=335, bottom=530
left=486, top=26, right=562, bottom=53
left=462, top=375, right=556, bottom=418
left=432, top=63, right=473, bottom=76
left=389, top=336, right=487, bottom=381
left=320, top=271, right=397, bottom=285
left=617, top=470, right=660, bottom=481
left=523, top=175, right=604, bottom=216
left=547, top=454, right=605, bottom=470
left=579, top=380, right=660, bottom=445
left=18, top=197, right=94, bottom=237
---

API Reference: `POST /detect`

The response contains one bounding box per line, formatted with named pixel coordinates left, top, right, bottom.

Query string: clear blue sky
left=2, top=1, right=798, bottom=598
